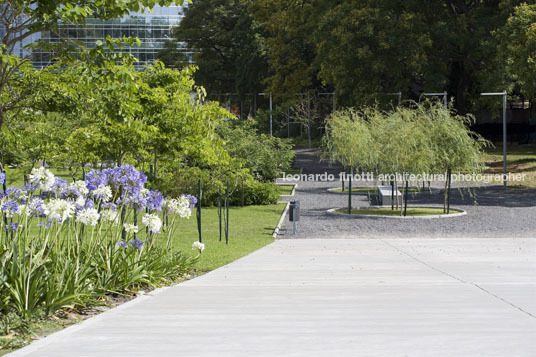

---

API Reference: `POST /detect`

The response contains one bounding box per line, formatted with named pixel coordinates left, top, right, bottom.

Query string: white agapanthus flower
left=44, top=199, right=76, bottom=223
left=142, top=213, right=162, bottom=234
left=167, top=197, right=192, bottom=219
left=72, top=180, right=89, bottom=196
left=192, top=241, right=205, bottom=253
left=76, top=208, right=100, bottom=226
left=123, top=223, right=138, bottom=234
left=29, top=167, right=56, bottom=191
left=17, top=204, right=28, bottom=216
left=93, top=184, right=112, bottom=202
left=101, top=209, right=119, bottom=223
left=75, top=196, right=86, bottom=207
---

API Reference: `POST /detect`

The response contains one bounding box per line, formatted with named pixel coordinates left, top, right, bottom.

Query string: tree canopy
left=151, top=0, right=536, bottom=113
left=160, top=0, right=267, bottom=100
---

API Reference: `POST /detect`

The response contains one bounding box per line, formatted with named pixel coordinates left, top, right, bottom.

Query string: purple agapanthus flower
left=21, top=183, right=38, bottom=192
left=85, top=169, right=110, bottom=191
left=116, top=241, right=129, bottom=249
left=184, top=194, right=198, bottom=209
left=106, top=165, right=147, bottom=193
left=60, top=186, right=80, bottom=200
left=4, top=187, right=22, bottom=199
left=146, top=190, right=164, bottom=212
left=120, top=191, right=147, bottom=212
left=37, top=220, right=52, bottom=229
left=0, top=172, right=5, bottom=186
left=28, top=197, right=45, bottom=217
left=102, top=202, right=117, bottom=211
left=1, top=200, right=19, bottom=215
left=128, top=238, right=144, bottom=250
left=8, top=222, right=19, bottom=231
left=51, top=177, right=67, bottom=192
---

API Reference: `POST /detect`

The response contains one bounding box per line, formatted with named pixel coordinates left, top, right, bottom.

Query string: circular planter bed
left=327, top=206, right=466, bottom=219
left=327, top=186, right=425, bottom=194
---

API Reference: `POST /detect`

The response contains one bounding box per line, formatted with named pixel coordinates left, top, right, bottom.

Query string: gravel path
left=277, top=147, right=536, bottom=238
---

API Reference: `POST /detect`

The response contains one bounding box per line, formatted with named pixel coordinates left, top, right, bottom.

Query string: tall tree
left=164, top=0, right=267, bottom=100
left=0, top=0, right=183, bottom=130
left=496, top=2, right=536, bottom=100
left=251, top=0, right=326, bottom=101
left=254, top=0, right=523, bottom=112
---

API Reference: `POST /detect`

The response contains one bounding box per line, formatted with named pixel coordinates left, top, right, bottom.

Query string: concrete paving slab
left=9, top=238, right=536, bottom=357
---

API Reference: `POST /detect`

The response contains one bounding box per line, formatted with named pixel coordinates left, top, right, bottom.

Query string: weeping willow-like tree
left=416, top=101, right=489, bottom=213
left=323, top=101, right=488, bottom=216
left=322, top=109, right=377, bottom=214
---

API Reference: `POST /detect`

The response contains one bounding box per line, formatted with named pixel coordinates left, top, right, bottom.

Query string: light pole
left=423, top=91, right=448, bottom=110
left=481, top=91, right=508, bottom=188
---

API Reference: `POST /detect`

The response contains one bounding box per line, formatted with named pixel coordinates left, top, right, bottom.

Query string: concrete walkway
left=10, top=238, right=536, bottom=357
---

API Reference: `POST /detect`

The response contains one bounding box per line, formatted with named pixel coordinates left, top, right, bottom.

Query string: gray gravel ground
left=277, top=147, right=536, bottom=238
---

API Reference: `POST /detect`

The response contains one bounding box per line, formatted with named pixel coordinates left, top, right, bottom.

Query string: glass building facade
left=31, top=4, right=190, bottom=69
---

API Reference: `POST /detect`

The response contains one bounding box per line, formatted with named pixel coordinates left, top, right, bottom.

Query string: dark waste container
left=289, top=200, right=300, bottom=222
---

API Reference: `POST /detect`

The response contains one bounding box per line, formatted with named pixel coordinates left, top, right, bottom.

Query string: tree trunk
left=403, top=180, right=409, bottom=217
left=347, top=167, right=352, bottom=214
left=447, top=169, right=452, bottom=214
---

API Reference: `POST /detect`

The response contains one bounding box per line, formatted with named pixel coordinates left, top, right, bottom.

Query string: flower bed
left=0, top=165, right=198, bottom=320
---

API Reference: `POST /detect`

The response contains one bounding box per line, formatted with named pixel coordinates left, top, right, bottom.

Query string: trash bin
left=289, top=200, right=300, bottom=222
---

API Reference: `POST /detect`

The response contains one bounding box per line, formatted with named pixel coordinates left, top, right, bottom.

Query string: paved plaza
left=10, top=238, right=536, bottom=357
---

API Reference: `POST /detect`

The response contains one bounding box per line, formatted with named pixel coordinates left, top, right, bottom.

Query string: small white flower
left=123, top=223, right=138, bottom=234
left=17, top=204, right=28, bottom=216
left=29, top=167, right=55, bottom=191
left=75, top=196, right=86, bottom=207
left=44, top=199, right=76, bottom=223
left=101, top=209, right=119, bottom=223
left=142, top=213, right=162, bottom=234
left=93, top=184, right=112, bottom=202
left=72, top=180, right=89, bottom=196
left=192, top=241, right=205, bottom=253
left=166, top=197, right=192, bottom=219
left=76, top=208, right=100, bottom=226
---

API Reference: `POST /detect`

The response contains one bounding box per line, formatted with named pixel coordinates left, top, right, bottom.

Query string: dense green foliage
left=160, top=0, right=267, bottom=100
left=0, top=59, right=294, bottom=206
left=497, top=3, right=536, bottom=99
left=165, top=1, right=533, bottom=114
left=0, top=1, right=186, bottom=130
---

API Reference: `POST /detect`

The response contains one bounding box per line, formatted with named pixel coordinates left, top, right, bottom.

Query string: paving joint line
left=378, top=238, right=536, bottom=319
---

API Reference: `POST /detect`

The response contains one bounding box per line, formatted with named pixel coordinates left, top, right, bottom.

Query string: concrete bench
left=377, top=185, right=402, bottom=206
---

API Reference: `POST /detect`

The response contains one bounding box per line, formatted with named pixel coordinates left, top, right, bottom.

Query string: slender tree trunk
left=403, top=180, right=409, bottom=217
left=443, top=170, right=449, bottom=213
left=391, top=180, right=394, bottom=211
left=348, top=167, right=352, bottom=214
left=447, top=169, right=452, bottom=214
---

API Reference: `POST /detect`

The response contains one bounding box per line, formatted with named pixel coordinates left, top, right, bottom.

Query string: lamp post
left=481, top=91, right=508, bottom=188
left=423, top=91, right=448, bottom=110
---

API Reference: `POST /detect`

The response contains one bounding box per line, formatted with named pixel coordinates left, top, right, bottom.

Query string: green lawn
left=3, top=167, right=75, bottom=187
left=277, top=184, right=294, bottom=195
left=483, top=144, right=536, bottom=188
left=170, top=203, right=285, bottom=272
left=333, top=207, right=456, bottom=216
